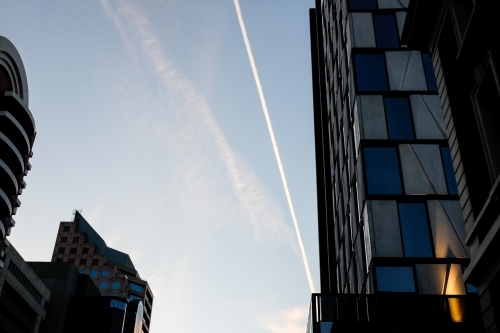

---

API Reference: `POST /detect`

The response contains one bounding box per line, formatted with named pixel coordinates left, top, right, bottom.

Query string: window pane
left=376, top=266, right=415, bottom=292
left=385, top=98, right=414, bottom=139
left=440, top=147, right=458, bottom=195
left=89, top=270, right=97, bottom=277
left=101, top=270, right=110, bottom=277
left=373, top=15, right=399, bottom=48
left=349, top=0, right=377, bottom=10
left=364, top=147, right=402, bottom=194
left=130, top=282, right=144, bottom=293
left=354, top=54, right=388, bottom=92
left=99, top=282, right=108, bottom=289
left=112, top=282, right=120, bottom=290
left=422, top=54, right=438, bottom=91
left=399, top=203, right=433, bottom=257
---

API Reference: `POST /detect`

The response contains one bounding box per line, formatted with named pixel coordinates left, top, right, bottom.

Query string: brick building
left=51, top=211, right=153, bottom=333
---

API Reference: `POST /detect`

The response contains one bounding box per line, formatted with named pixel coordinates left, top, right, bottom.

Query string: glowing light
left=448, top=298, right=465, bottom=322
left=233, top=0, right=316, bottom=293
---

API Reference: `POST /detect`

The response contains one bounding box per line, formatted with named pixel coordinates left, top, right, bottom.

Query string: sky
left=1, top=1, right=319, bottom=332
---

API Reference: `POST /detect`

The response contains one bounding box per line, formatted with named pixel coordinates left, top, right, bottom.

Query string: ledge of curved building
left=0, top=187, right=12, bottom=217
left=0, top=131, right=24, bottom=175
left=0, top=111, right=30, bottom=156
left=0, top=36, right=29, bottom=105
left=0, top=92, right=35, bottom=137
left=0, top=158, right=18, bottom=196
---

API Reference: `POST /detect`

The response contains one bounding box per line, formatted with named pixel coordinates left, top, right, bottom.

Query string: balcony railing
left=307, top=293, right=483, bottom=333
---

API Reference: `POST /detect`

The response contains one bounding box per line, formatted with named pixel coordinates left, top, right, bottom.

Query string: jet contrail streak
left=233, top=0, right=316, bottom=294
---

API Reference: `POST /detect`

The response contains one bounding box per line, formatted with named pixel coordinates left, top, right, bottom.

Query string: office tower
left=308, top=0, right=483, bottom=331
left=0, top=36, right=36, bottom=268
left=402, top=1, right=500, bottom=331
left=51, top=211, right=153, bottom=333
left=0, top=244, right=50, bottom=333
left=29, top=261, right=131, bottom=333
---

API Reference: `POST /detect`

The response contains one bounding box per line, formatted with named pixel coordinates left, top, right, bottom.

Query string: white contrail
left=233, top=0, right=316, bottom=294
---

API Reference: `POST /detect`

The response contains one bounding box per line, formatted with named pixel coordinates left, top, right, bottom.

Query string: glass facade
left=311, top=0, right=471, bottom=297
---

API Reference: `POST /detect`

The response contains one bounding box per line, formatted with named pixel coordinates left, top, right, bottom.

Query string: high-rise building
left=401, top=1, right=500, bottom=331
left=0, top=36, right=36, bottom=268
left=0, top=244, right=50, bottom=333
left=50, top=211, right=153, bottom=333
left=308, top=0, right=484, bottom=331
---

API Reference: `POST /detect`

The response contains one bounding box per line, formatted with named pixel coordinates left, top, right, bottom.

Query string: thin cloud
left=260, top=306, right=309, bottom=333
left=233, top=0, right=316, bottom=293
left=100, top=0, right=291, bottom=242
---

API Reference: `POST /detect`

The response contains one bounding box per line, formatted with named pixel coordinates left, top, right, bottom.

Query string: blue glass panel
left=349, top=0, right=377, bottom=10
left=354, top=54, right=388, bottom=92
left=320, top=322, right=333, bottom=333
left=130, top=282, right=145, bottom=293
left=385, top=98, right=414, bottom=139
left=112, top=282, right=120, bottom=290
left=373, top=15, right=399, bottom=48
left=364, top=147, right=402, bottom=194
left=89, top=270, right=97, bottom=277
left=462, top=266, right=478, bottom=293
left=441, top=147, right=459, bottom=195
left=399, top=203, right=433, bottom=257
left=78, top=269, right=85, bottom=274
left=101, top=270, right=110, bottom=277
left=376, top=266, right=415, bottom=292
left=422, top=54, right=438, bottom=91
left=99, top=282, right=108, bottom=289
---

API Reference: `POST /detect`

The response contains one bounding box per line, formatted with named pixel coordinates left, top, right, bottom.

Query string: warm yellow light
left=449, top=298, right=465, bottom=322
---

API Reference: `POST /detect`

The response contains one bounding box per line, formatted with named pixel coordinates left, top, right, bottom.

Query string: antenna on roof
left=72, top=209, right=83, bottom=221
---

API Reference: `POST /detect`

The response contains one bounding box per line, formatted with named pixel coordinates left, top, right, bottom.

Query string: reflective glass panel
left=112, top=282, right=120, bottom=290
left=364, top=147, right=402, bottom=194
left=376, top=266, right=415, bottom=292
left=422, top=54, right=438, bottom=91
left=101, top=270, right=110, bottom=277
left=441, top=147, right=458, bottom=195
left=399, top=203, right=433, bottom=257
left=99, top=282, right=108, bottom=289
left=349, top=0, right=377, bottom=10
left=354, top=54, right=388, bottom=91
left=385, top=98, right=414, bottom=139
left=89, top=270, right=97, bottom=277
left=130, top=282, right=144, bottom=293
left=373, top=15, right=399, bottom=48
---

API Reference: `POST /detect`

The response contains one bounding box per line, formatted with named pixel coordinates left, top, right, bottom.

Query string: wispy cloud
left=260, top=306, right=309, bottom=333
left=99, top=0, right=291, bottom=242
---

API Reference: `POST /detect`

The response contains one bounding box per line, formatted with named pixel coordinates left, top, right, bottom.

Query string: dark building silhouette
left=0, top=244, right=50, bottom=333
left=0, top=36, right=36, bottom=268
left=402, top=1, right=500, bottom=331
left=29, top=261, right=138, bottom=333
left=308, top=0, right=483, bottom=331
left=50, top=211, right=153, bottom=333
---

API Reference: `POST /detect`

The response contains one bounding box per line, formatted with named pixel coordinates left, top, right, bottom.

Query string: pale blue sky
left=1, top=1, right=318, bottom=332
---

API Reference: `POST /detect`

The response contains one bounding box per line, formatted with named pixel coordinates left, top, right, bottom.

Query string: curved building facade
left=0, top=36, right=36, bottom=268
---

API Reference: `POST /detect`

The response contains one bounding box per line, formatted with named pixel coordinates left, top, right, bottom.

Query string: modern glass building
left=0, top=36, right=36, bottom=268
left=402, top=1, right=500, bottom=331
left=308, top=0, right=483, bottom=331
left=51, top=211, right=154, bottom=333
